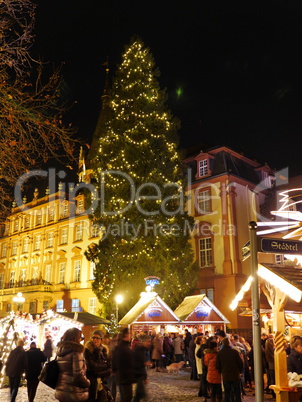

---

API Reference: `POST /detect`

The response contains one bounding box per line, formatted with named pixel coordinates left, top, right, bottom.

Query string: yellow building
left=0, top=185, right=101, bottom=316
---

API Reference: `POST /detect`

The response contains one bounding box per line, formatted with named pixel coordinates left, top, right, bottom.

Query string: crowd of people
left=3, top=326, right=302, bottom=402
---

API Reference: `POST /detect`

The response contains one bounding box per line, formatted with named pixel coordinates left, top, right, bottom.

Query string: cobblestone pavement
left=0, top=369, right=276, bottom=401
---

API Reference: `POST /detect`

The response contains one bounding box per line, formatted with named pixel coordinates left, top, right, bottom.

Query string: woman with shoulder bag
left=55, top=327, right=90, bottom=401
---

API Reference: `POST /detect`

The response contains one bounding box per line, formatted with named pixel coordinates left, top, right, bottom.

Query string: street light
left=13, top=292, right=25, bottom=311
left=115, top=294, right=123, bottom=322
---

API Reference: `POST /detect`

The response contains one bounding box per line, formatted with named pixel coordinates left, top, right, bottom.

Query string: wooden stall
left=174, top=294, right=230, bottom=336
left=119, top=291, right=181, bottom=334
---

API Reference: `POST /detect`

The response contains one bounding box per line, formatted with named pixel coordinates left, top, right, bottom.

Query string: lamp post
left=13, top=292, right=25, bottom=312
left=115, top=294, right=123, bottom=323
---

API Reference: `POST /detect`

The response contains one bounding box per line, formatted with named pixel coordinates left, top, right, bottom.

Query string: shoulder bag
left=38, top=357, right=59, bottom=389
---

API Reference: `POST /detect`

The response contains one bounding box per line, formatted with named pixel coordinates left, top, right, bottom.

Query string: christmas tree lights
left=85, top=37, right=198, bottom=315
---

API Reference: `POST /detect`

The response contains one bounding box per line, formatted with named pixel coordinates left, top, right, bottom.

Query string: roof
left=260, top=263, right=302, bottom=292
left=59, top=312, right=110, bottom=325
left=119, top=293, right=180, bottom=325
left=183, top=145, right=265, bottom=185
left=174, top=294, right=230, bottom=324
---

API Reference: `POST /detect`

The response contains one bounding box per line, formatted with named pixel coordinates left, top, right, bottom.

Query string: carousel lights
left=230, top=275, right=253, bottom=311
left=258, top=264, right=302, bottom=303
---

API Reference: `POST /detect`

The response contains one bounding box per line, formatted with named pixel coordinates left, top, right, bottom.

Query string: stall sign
left=195, top=304, right=210, bottom=317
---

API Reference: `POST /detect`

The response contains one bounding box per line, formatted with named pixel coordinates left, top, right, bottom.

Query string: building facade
left=0, top=185, right=101, bottom=316
left=184, top=145, right=276, bottom=328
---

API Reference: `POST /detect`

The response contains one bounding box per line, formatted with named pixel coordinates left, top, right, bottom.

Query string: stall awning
left=119, top=292, right=180, bottom=326
left=174, top=294, right=230, bottom=325
left=59, top=312, right=110, bottom=325
left=231, top=263, right=302, bottom=311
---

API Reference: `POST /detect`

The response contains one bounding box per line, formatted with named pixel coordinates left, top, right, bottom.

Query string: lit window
left=0, top=272, right=4, bottom=290
left=60, top=203, right=69, bottom=218
left=45, top=264, right=52, bottom=283
left=60, top=227, right=68, bottom=245
left=207, top=288, right=214, bottom=302
left=14, top=219, right=19, bottom=232
left=74, top=260, right=81, bottom=282
left=59, top=262, right=65, bottom=283
left=197, top=189, right=211, bottom=214
left=43, top=300, right=49, bottom=310
left=91, top=224, right=99, bottom=238
left=199, top=159, right=208, bottom=177
left=56, top=300, right=64, bottom=312
left=88, top=297, right=97, bottom=315
left=34, top=235, right=41, bottom=251
left=32, top=267, right=38, bottom=284
left=90, top=261, right=96, bottom=280
left=47, top=232, right=54, bottom=248
left=36, top=213, right=42, bottom=226
left=77, top=199, right=85, bottom=214
left=9, top=271, right=15, bottom=288
left=75, top=222, right=83, bottom=241
left=12, top=241, right=18, bottom=256
left=71, top=299, right=80, bottom=312
left=24, top=216, right=30, bottom=229
left=21, top=269, right=26, bottom=286
left=48, top=208, right=55, bottom=222
left=23, top=238, right=29, bottom=253
left=1, top=243, right=7, bottom=258
left=199, top=237, right=213, bottom=267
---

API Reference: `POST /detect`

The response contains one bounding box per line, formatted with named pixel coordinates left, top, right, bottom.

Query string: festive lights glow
left=258, top=264, right=302, bottom=302
left=257, top=188, right=302, bottom=238
left=230, top=276, right=253, bottom=311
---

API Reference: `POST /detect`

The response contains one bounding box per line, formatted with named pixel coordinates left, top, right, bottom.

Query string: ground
left=0, top=368, right=275, bottom=401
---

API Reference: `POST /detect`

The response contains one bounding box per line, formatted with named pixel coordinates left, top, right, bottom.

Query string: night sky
left=33, top=0, right=302, bottom=177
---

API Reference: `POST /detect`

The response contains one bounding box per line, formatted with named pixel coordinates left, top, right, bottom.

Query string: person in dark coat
left=55, top=327, right=90, bottom=402
left=162, top=333, right=173, bottom=368
left=184, top=329, right=192, bottom=366
left=84, top=329, right=112, bottom=402
left=25, top=341, right=47, bottom=402
left=287, top=335, right=302, bottom=374
left=189, top=335, right=198, bottom=380
left=133, top=335, right=151, bottom=402
left=5, top=339, right=26, bottom=402
left=112, top=328, right=135, bottom=402
left=216, top=337, right=243, bottom=402
left=43, top=335, right=53, bottom=362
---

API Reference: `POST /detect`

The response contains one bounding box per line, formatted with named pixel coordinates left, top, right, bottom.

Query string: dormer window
left=77, top=198, right=85, bottom=215
left=199, top=159, right=208, bottom=177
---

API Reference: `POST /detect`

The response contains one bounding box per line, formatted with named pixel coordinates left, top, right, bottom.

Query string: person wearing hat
left=84, top=330, right=112, bottom=402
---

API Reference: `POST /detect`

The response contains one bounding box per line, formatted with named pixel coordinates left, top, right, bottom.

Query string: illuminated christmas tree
left=86, top=37, right=198, bottom=314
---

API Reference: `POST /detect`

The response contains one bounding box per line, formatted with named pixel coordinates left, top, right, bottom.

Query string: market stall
left=0, top=310, right=83, bottom=388
left=230, top=262, right=302, bottom=402
left=174, top=294, right=230, bottom=336
left=119, top=290, right=181, bottom=334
